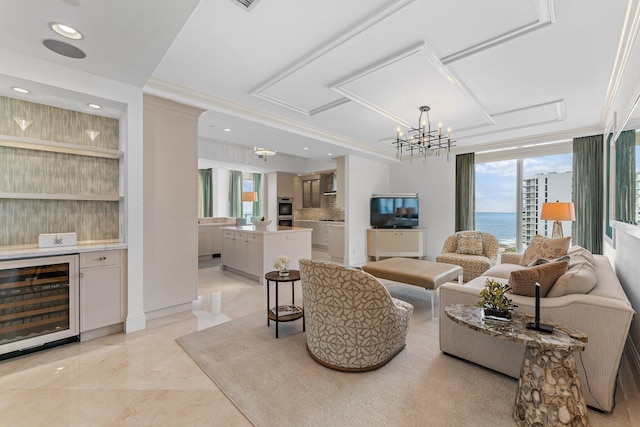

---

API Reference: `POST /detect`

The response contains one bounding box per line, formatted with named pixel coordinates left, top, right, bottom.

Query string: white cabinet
left=367, top=229, right=425, bottom=261
left=222, top=228, right=312, bottom=283
left=79, top=249, right=126, bottom=338
left=328, top=225, right=345, bottom=262
left=294, top=221, right=329, bottom=248
left=198, top=224, right=227, bottom=256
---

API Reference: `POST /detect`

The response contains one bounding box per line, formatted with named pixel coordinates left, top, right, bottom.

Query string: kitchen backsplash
left=295, top=206, right=344, bottom=221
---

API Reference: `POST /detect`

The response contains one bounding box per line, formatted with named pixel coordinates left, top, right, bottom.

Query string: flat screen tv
left=370, top=194, right=419, bottom=228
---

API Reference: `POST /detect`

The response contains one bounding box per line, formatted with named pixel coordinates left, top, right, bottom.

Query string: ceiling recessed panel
left=456, top=100, right=566, bottom=140
left=332, top=44, right=492, bottom=134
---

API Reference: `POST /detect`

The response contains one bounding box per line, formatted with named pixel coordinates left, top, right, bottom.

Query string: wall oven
left=0, top=255, right=79, bottom=359
left=277, top=197, right=293, bottom=226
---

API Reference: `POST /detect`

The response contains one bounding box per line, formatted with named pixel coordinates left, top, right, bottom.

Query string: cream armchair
left=299, top=259, right=413, bottom=372
left=436, top=231, right=499, bottom=282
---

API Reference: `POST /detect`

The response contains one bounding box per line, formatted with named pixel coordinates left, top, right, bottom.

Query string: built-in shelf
left=0, top=135, right=123, bottom=159
left=0, top=192, right=120, bottom=202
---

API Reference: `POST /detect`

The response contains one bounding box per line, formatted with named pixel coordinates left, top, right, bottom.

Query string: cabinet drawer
left=80, top=250, right=122, bottom=268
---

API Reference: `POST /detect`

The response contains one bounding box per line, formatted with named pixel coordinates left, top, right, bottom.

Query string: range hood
left=323, top=171, right=337, bottom=195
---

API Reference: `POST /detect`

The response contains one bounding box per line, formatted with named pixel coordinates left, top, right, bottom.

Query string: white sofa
left=439, top=251, right=634, bottom=412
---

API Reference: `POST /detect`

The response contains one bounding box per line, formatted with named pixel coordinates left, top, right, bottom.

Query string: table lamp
left=242, top=192, right=258, bottom=202
left=540, top=201, right=575, bottom=239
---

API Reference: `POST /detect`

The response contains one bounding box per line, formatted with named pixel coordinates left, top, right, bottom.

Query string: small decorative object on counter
left=478, top=278, right=514, bottom=321
left=274, top=255, right=290, bottom=277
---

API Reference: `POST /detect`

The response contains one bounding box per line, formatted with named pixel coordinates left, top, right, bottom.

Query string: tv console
left=366, top=228, right=425, bottom=261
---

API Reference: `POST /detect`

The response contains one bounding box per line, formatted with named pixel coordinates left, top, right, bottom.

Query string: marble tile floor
left=0, top=250, right=329, bottom=426
left=0, top=248, right=638, bottom=426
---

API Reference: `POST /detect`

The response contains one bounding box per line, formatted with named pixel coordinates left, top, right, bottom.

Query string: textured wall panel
left=0, top=147, right=119, bottom=196
left=0, top=200, right=120, bottom=247
left=0, top=96, right=119, bottom=150
left=0, top=96, right=121, bottom=248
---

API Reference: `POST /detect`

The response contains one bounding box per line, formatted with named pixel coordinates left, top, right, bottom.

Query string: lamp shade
left=242, top=192, right=258, bottom=202
left=540, top=202, right=575, bottom=221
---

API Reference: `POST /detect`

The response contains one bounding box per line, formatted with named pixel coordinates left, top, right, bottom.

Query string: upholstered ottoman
left=362, top=257, right=463, bottom=317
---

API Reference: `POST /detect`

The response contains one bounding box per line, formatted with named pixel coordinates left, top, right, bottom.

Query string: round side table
left=265, top=270, right=304, bottom=338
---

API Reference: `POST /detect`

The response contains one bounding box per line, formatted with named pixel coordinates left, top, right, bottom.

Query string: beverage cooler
left=0, top=255, right=79, bottom=359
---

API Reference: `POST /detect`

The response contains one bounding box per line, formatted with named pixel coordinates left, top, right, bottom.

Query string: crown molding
left=600, top=0, right=640, bottom=127
left=144, top=77, right=396, bottom=161
left=442, top=0, right=556, bottom=64
left=251, top=0, right=416, bottom=116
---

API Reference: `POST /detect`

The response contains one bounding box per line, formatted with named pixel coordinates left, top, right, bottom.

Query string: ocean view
left=475, top=212, right=516, bottom=247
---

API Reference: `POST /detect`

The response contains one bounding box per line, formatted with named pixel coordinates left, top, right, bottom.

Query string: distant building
left=636, top=170, right=640, bottom=225
left=521, top=171, right=573, bottom=244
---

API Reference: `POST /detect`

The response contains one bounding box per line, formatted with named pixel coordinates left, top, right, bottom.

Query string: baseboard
left=125, top=312, right=146, bottom=333
left=145, top=302, right=193, bottom=321
left=624, top=336, right=640, bottom=390
left=80, top=323, right=124, bottom=342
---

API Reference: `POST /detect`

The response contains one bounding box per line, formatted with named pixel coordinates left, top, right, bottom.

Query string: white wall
left=143, top=94, right=203, bottom=316
left=344, top=155, right=390, bottom=266
left=388, top=156, right=456, bottom=260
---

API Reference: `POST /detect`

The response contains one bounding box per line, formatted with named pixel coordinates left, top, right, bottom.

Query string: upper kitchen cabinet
left=302, top=178, right=321, bottom=208
left=276, top=172, right=295, bottom=198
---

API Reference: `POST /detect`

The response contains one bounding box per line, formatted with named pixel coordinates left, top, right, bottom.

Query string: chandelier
left=254, top=147, right=277, bottom=161
left=393, top=106, right=456, bottom=161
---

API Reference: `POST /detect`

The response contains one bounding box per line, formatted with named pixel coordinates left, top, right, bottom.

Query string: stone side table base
left=513, top=346, right=589, bottom=426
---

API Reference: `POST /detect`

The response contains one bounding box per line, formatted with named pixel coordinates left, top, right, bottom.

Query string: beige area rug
left=176, top=283, right=630, bottom=427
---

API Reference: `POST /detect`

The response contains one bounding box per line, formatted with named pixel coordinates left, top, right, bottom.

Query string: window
left=242, top=173, right=254, bottom=222
left=475, top=143, right=573, bottom=253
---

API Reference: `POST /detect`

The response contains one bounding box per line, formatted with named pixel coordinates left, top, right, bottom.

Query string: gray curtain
left=572, top=134, right=603, bottom=254
left=614, top=129, right=636, bottom=224
left=455, top=153, right=475, bottom=231
left=229, top=170, right=243, bottom=218
left=198, top=168, right=212, bottom=217
left=252, top=173, right=262, bottom=218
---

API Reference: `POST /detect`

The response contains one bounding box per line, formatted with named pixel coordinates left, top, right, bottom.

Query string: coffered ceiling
left=1, top=0, right=639, bottom=163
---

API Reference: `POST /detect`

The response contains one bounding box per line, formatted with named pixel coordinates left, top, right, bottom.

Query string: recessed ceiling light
left=11, top=87, right=30, bottom=94
left=303, top=147, right=309, bottom=150
left=328, top=153, right=333, bottom=156
left=224, top=128, right=231, bottom=132
left=87, top=103, right=102, bottom=109
left=50, top=22, right=83, bottom=40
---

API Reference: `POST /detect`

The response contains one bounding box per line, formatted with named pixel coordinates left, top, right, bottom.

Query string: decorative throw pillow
left=519, top=234, right=571, bottom=266
left=527, top=255, right=571, bottom=267
left=546, top=261, right=597, bottom=297
left=456, top=233, right=484, bottom=255
left=508, top=261, right=568, bottom=297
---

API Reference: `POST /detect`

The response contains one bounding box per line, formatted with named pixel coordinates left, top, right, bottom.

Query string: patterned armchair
left=299, top=259, right=413, bottom=372
left=436, top=231, right=499, bottom=282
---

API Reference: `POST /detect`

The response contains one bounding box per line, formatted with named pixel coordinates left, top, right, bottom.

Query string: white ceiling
left=1, top=0, right=639, bottom=164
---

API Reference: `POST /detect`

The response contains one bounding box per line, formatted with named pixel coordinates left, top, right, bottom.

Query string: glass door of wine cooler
left=0, top=254, right=79, bottom=357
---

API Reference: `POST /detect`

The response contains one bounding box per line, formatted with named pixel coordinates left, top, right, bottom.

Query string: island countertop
left=221, top=225, right=312, bottom=234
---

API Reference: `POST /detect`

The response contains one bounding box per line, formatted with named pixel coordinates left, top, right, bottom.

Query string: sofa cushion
left=508, top=261, right=568, bottom=297
left=567, top=245, right=595, bottom=266
left=456, top=233, right=484, bottom=255
left=547, top=261, right=598, bottom=297
left=519, top=234, right=571, bottom=266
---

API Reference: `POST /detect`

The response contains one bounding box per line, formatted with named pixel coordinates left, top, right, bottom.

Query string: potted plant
left=478, top=278, right=514, bottom=320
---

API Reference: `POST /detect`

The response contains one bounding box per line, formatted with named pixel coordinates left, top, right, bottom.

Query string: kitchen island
left=221, top=225, right=312, bottom=284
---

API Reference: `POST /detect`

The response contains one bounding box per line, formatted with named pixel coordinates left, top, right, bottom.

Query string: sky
left=475, top=153, right=573, bottom=213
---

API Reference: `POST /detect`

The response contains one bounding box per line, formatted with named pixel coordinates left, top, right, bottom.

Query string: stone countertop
left=0, top=242, right=128, bottom=261
left=445, top=304, right=586, bottom=351
left=221, top=225, right=312, bottom=235
left=295, top=220, right=344, bottom=223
